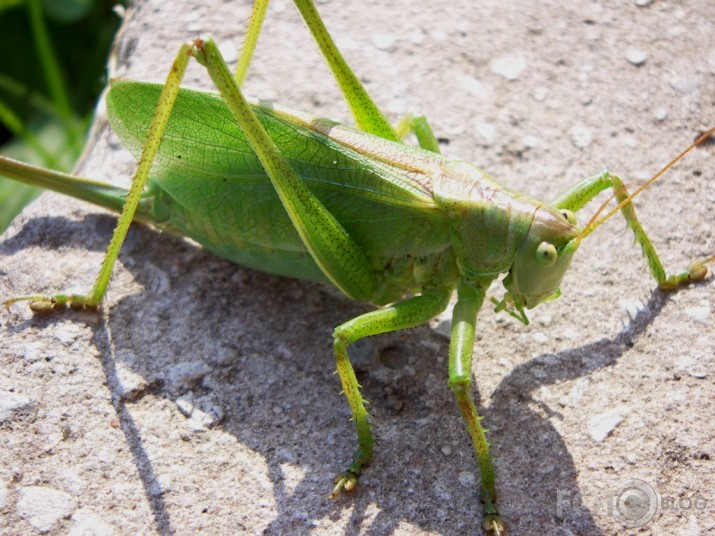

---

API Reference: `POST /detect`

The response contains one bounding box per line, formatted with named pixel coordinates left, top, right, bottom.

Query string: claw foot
left=482, top=514, right=506, bottom=536
left=330, top=471, right=359, bottom=499
left=5, top=293, right=97, bottom=313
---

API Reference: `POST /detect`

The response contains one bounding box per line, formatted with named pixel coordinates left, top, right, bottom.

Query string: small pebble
left=677, top=355, right=708, bottom=379
left=560, top=378, right=589, bottom=408
left=430, top=29, right=448, bottom=42
left=687, top=368, right=708, bottom=380
left=433, top=481, right=452, bottom=503
left=532, top=87, right=548, bottom=101
left=409, top=29, right=425, bottom=45
left=684, top=306, right=709, bottom=324
left=497, top=357, right=514, bottom=371
left=460, top=75, right=488, bottom=99
left=588, top=406, right=628, bottom=442
left=653, top=107, right=668, bottom=121
left=53, top=324, right=83, bottom=345
left=0, top=480, right=7, bottom=509
left=490, top=54, right=526, bottom=81
left=166, top=360, right=212, bottom=390
left=0, top=391, right=33, bottom=422
left=21, top=343, right=43, bottom=362
left=669, top=77, right=697, bottom=94
left=458, top=471, right=476, bottom=487
left=533, top=332, right=549, bottom=344
left=538, top=386, right=553, bottom=400
left=175, top=393, right=195, bottom=418
left=537, top=314, right=552, bottom=327
left=523, top=135, right=540, bottom=149
left=181, top=394, right=225, bottom=431
left=475, top=122, right=496, bottom=146
left=562, top=328, right=581, bottom=341
left=625, top=48, right=647, bottom=65
left=115, top=349, right=148, bottom=401
left=371, top=33, right=396, bottom=51
left=69, top=509, right=115, bottom=536
left=570, top=124, right=592, bottom=149
left=17, top=486, right=76, bottom=532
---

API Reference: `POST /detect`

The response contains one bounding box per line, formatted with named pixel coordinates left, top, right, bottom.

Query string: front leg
left=448, top=280, right=505, bottom=536
left=551, top=171, right=711, bottom=290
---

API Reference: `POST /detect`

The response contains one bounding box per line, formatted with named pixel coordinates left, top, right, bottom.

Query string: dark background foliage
left=0, top=0, right=126, bottom=232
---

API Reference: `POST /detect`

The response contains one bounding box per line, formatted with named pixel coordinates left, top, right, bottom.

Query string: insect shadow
left=6, top=213, right=675, bottom=535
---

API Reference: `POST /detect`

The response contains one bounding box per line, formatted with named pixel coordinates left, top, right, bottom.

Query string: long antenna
left=577, top=126, right=715, bottom=242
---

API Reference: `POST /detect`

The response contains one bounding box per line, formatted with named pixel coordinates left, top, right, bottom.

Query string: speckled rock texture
left=1, top=1, right=713, bottom=534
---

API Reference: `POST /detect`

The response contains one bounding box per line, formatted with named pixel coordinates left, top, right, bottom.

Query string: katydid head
left=434, top=162, right=582, bottom=320
left=500, top=126, right=715, bottom=321
left=502, top=205, right=580, bottom=313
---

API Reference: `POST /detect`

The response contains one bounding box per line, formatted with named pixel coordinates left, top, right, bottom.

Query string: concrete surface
left=1, top=0, right=714, bottom=534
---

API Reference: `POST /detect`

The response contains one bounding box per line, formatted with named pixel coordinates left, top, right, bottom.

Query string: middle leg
left=330, top=286, right=452, bottom=496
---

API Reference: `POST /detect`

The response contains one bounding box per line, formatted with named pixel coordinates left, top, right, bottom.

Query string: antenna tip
left=694, top=126, right=715, bottom=146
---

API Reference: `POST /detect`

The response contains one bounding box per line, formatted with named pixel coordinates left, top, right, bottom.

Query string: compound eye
left=536, top=242, right=558, bottom=266
left=560, top=209, right=577, bottom=226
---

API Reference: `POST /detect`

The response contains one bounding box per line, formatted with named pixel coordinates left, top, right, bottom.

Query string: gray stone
left=17, top=486, right=76, bottom=533
left=0, top=391, right=33, bottom=422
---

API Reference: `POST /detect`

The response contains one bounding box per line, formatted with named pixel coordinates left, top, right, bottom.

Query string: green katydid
left=1, top=0, right=713, bottom=533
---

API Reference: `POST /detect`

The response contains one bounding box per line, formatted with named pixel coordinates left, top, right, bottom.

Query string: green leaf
left=0, top=0, right=24, bottom=15
left=41, top=0, right=91, bottom=22
left=0, top=178, right=39, bottom=232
